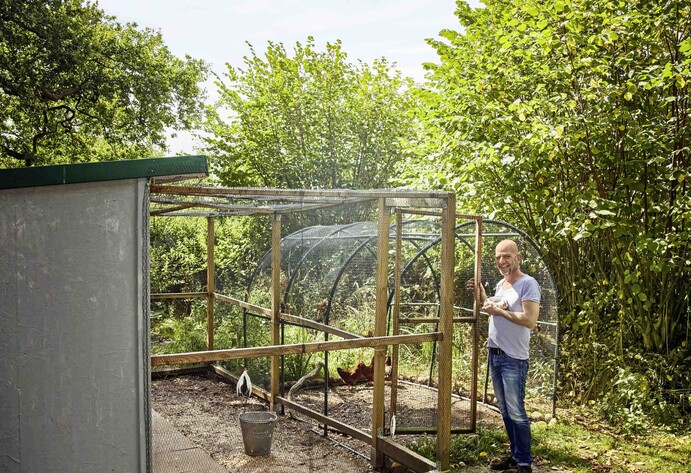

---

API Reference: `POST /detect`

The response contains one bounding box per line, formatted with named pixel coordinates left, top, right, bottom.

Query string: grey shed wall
left=0, top=179, right=150, bottom=473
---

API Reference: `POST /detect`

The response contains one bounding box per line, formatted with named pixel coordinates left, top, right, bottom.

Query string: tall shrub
left=403, top=0, right=690, bottom=424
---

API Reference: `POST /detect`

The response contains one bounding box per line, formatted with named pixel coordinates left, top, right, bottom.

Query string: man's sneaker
left=489, top=456, right=517, bottom=470
left=499, top=466, right=532, bottom=473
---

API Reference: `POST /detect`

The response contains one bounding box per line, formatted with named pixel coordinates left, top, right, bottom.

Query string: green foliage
left=409, top=428, right=507, bottom=468
left=151, top=300, right=208, bottom=354
left=211, top=304, right=245, bottom=348
left=602, top=368, right=655, bottom=434
left=150, top=214, right=269, bottom=298
left=405, top=0, right=691, bottom=424
left=600, top=353, right=688, bottom=434
left=202, top=37, right=417, bottom=189
left=150, top=217, right=207, bottom=294
left=281, top=327, right=321, bottom=380
left=214, top=216, right=271, bottom=295
left=0, top=0, right=207, bottom=167
left=409, top=415, right=691, bottom=472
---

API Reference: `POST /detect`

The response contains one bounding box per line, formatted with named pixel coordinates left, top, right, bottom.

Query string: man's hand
left=481, top=301, right=508, bottom=318
left=466, top=278, right=487, bottom=303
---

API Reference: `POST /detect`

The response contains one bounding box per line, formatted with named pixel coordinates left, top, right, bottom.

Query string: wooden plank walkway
left=152, top=410, right=228, bottom=473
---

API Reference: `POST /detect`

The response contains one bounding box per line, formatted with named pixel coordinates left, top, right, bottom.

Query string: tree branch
left=40, top=86, right=80, bottom=101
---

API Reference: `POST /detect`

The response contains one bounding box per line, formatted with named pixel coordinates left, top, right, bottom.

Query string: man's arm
left=484, top=300, right=540, bottom=329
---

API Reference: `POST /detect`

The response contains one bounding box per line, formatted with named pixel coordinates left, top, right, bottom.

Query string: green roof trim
left=0, top=156, right=208, bottom=190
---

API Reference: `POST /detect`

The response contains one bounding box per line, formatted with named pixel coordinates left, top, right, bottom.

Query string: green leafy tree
left=404, top=0, right=690, bottom=424
left=197, top=38, right=422, bottom=355
left=0, top=0, right=208, bottom=167
left=202, top=37, right=417, bottom=189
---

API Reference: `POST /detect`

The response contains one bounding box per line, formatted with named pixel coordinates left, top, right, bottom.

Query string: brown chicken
left=337, top=361, right=365, bottom=389
left=360, top=355, right=392, bottom=382
left=359, top=356, right=374, bottom=382
left=385, top=355, right=393, bottom=381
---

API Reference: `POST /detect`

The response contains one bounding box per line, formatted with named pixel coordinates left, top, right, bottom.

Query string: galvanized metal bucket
left=238, top=411, right=278, bottom=456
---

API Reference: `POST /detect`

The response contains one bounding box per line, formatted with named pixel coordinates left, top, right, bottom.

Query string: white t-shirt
left=488, top=274, right=541, bottom=360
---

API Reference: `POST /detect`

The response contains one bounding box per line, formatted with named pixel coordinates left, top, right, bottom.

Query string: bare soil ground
left=152, top=372, right=374, bottom=473
left=151, top=371, right=555, bottom=473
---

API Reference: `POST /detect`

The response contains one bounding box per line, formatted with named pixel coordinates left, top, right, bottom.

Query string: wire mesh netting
left=456, top=220, right=559, bottom=420
left=148, top=184, right=560, bottom=471
left=237, top=215, right=558, bottom=436
left=151, top=209, right=558, bottom=445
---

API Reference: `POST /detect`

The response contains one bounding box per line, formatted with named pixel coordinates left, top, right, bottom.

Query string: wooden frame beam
left=436, top=194, right=456, bottom=471
left=151, top=292, right=207, bottom=299
left=390, top=209, right=403, bottom=429
left=277, top=397, right=370, bottom=444
left=210, top=364, right=271, bottom=403
left=150, top=333, right=441, bottom=367
left=279, top=313, right=362, bottom=340
left=376, top=437, right=437, bottom=473
left=270, top=215, right=282, bottom=412
left=471, top=217, right=483, bottom=430
left=213, top=293, right=363, bottom=339
left=206, top=217, right=215, bottom=350
left=213, top=293, right=271, bottom=316
left=151, top=184, right=452, bottom=201
left=371, top=198, right=390, bottom=469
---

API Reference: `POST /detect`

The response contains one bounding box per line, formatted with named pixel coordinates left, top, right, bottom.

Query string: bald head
left=496, top=239, right=519, bottom=255
left=495, top=239, right=522, bottom=278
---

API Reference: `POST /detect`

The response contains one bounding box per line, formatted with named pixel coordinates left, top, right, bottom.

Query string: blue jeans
left=490, top=351, right=532, bottom=466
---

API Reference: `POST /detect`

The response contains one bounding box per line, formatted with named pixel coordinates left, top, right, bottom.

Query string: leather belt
left=488, top=347, right=505, bottom=356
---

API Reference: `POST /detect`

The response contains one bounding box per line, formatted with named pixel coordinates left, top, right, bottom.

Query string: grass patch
left=530, top=416, right=690, bottom=472
left=407, top=409, right=690, bottom=472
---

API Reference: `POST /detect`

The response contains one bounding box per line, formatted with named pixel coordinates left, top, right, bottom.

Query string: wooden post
left=206, top=216, right=215, bottom=351
left=390, top=210, right=403, bottom=426
left=270, top=214, right=282, bottom=412
left=371, top=198, right=389, bottom=469
left=436, top=194, right=455, bottom=471
left=471, top=217, right=483, bottom=430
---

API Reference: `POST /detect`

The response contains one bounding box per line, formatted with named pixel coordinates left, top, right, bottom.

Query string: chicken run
left=149, top=183, right=559, bottom=473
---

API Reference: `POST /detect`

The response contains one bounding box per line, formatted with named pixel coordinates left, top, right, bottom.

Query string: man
left=467, top=239, right=541, bottom=473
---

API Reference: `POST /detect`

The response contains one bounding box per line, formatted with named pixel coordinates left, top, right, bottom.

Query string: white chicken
left=236, top=367, right=252, bottom=404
